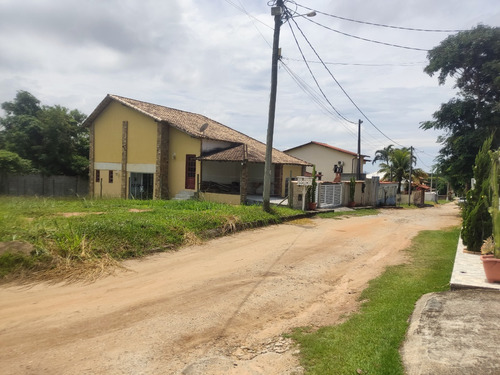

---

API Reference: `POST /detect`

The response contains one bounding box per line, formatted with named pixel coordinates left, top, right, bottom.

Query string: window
left=109, top=170, right=113, bottom=183
left=95, top=170, right=100, bottom=183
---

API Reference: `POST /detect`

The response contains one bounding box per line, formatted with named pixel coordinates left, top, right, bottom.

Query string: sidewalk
left=401, top=232, right=500, bottom=374
left=450, top=236, right=500, bottom=291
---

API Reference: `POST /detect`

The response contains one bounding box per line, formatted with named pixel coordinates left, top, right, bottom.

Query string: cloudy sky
left=1, top=0, right=499, bottom=173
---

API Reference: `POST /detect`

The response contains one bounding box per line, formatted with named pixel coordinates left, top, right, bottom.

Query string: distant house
left=284, top=141, right=369, bottom=181
left=83, top=94, right=310, bottom=204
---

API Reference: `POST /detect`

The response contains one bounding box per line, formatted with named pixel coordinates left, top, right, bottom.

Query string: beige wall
left=281, top=165, right=303, bottom=197
left=92, top=101, right=159, bottom=198
left=94, top=169, right=121, bottom=198
left=168, top=127, right=201, bottom=198
left=286, top=144, right=364, bottom=182
left=200, top=192, right=241, bottom=205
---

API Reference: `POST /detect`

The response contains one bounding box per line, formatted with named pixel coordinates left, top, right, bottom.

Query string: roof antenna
left=199, top=123, right=208, bottom=133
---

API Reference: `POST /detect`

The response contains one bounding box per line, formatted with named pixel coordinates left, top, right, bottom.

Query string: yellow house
left=284, top=141, right=369, bottom=182
left=84, top=94, right=310, bottom=204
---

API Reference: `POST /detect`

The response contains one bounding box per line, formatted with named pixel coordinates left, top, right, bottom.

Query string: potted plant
left=348, top=177, right=356, bottom=207
left=308, top=165, right=317, bottom=210
left=481, top=148, right=500, bottom=282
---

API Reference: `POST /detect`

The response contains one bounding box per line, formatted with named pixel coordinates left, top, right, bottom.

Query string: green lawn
left=0, top=197, right=302, bottom=279
left=292, top=226, right=460, bottom=375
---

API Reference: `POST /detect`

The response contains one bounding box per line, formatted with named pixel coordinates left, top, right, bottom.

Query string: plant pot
left=347, top=201, right=356, bottom=208
left=308, top=202, right=317, bottom=210
left=480, top=255, right=500, bottom=283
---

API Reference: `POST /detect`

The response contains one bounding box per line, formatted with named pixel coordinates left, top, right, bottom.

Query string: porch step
left=172, top=190, right=196, bottom=201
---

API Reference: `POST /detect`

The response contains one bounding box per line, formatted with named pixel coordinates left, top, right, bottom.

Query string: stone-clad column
left=121, top=121, right=128, bottom=199
left=88, top=122, right=95, bottom=198
left=155, top=121, right=169, bottom=199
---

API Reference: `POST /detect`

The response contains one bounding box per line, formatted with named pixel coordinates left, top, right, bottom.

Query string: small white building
left=284, top=141, right=370, bottom=181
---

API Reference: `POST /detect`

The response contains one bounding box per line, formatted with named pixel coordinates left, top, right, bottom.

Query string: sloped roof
left=84, top=94, right=309, bottom=166
left=285, top=141, right=369, bottom=160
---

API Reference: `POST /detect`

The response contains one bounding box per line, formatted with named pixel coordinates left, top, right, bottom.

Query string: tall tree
left=0, top=91, right=88, bottom=176
left=377, top=147, right=416, bottom=193
left=421, top=25, right=500, bottom=193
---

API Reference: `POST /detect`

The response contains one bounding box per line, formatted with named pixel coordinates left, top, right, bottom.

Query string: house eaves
left=84, top=94, right=310, bottom=166
left=285, top=141, right=370, bottom=160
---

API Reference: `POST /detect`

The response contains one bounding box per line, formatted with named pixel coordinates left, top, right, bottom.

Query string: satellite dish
left=199, top=123, right=208, bottom=133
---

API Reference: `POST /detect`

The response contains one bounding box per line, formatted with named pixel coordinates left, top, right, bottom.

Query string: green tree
left=377, top=147, right=416, bottom=193
left=372, top=144, right=394, bottom=165
left=372, top=144, right=394, bottom=180
left=0, top=91, right=88, bottom=176
left=462, top=136, right=493, bottom=252
left=0, top=150, right=32, bottom=175
left=421, top=25, right=500, bottom=192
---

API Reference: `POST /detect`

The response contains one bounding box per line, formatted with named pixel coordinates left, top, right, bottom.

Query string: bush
left=461, top=136, right=493, bottom=251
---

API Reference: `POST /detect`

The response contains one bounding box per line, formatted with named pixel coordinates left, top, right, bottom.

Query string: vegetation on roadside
left=0, top=197, right=301, bottom=281
left=292, top=226, right=460, bottom=375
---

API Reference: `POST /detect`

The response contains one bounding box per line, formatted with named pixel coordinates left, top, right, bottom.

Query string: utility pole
left=263, top=0, right=283, bottom=212
left=408, top=146, right=413, bottom=206
left=357, top=119, right=362, bottom=181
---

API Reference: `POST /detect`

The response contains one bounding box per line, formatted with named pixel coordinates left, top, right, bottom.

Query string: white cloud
left=0, top=0, right=498, bottom=172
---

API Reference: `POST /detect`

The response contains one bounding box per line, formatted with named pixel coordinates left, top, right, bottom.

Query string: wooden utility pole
left=357, top=119, right=362, bottom=180
left=263, top=0, right=283, bottom=212
left=408, top=146, right=413, bottom=206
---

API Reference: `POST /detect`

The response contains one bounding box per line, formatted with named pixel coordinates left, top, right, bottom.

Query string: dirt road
left=0, top=204, right=460, bottom=375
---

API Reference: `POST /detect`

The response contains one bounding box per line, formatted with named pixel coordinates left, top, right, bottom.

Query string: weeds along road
left=0, top=204, right=460, bottom=375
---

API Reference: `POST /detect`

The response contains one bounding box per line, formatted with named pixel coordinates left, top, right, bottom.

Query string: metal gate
left=319, top=183, right=342, bottom=208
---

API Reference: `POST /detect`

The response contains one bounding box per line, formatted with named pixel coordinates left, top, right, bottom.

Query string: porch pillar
left=155, top=121, right=169, bottom=199
left=240, top=162, right=248, bottom=204
left=121, top=121, right=128, bottom=199
left=88, top=122, right=95, bottom=198
left=240, top=144, right=248, bottom=204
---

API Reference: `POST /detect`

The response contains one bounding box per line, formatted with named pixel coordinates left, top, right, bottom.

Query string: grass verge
left=0, top=197, right=302, bottom=282
left=291, top=226, right=460, bottom=375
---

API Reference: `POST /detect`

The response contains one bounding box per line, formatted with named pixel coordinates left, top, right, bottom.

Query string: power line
left=280, top=60, right=359, bottom=137
left=287, top=14, right=406, bottom=147
left=302, top=17, right=429, bottom=51
left=291, top=2, right=465, bottom=33
left=284, top=14, right=356, bottom=124
left=282, top=56, right=426, bottom=67
left=222, top=0, right=273, bottom=30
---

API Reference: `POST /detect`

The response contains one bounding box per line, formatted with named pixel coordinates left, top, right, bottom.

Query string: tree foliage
left=0, top=150, right=32, bottom=175
left=0, top=91, right=88, bottom=176
left=461, top=136, right=493, bottom=252
left=421, top=25, right=500, bottom=193
left=376, top=146, right=418, bottom=193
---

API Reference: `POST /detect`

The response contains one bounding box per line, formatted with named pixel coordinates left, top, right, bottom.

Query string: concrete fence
left=0, top=174, right=88, bottom=197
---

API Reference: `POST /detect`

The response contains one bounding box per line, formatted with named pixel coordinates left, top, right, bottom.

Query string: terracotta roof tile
left=84, top=94, right=309, bottom=166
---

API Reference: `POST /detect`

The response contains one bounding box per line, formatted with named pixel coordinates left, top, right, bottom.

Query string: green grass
left=317, top=208, right=380, bottom=219
left=291, top=226, right=460, bottom=375
left=0, top=196, right=302, bottom=279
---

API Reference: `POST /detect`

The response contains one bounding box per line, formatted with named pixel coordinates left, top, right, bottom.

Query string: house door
left=185, top=154, right=196, bottom=190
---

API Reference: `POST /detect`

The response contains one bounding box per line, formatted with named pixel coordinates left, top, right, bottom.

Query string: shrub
left=461, top=136, right=493, bottom=252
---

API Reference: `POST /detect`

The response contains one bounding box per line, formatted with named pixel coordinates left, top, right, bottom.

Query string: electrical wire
left=291, top=2, right=465, bottom=33
left=284, top=12, right=357, bottom=125
left=222, top=0, right=273, bottom=30
left=282, top=56, right=426, bottom=67
left=280, top=60, right=359, bottom=136
left=302, top=17, right=429, bottom=51
left=287, top=14, right=406, bottom=147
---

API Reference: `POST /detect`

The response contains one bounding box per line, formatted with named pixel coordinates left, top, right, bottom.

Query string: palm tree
left=372, top=144, right=394, bottom=165
left=391, top=149, right=412, bottom=193
left=377, top=148, right=417, bottom=193
left=373, top=144, right=394, bottom=180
